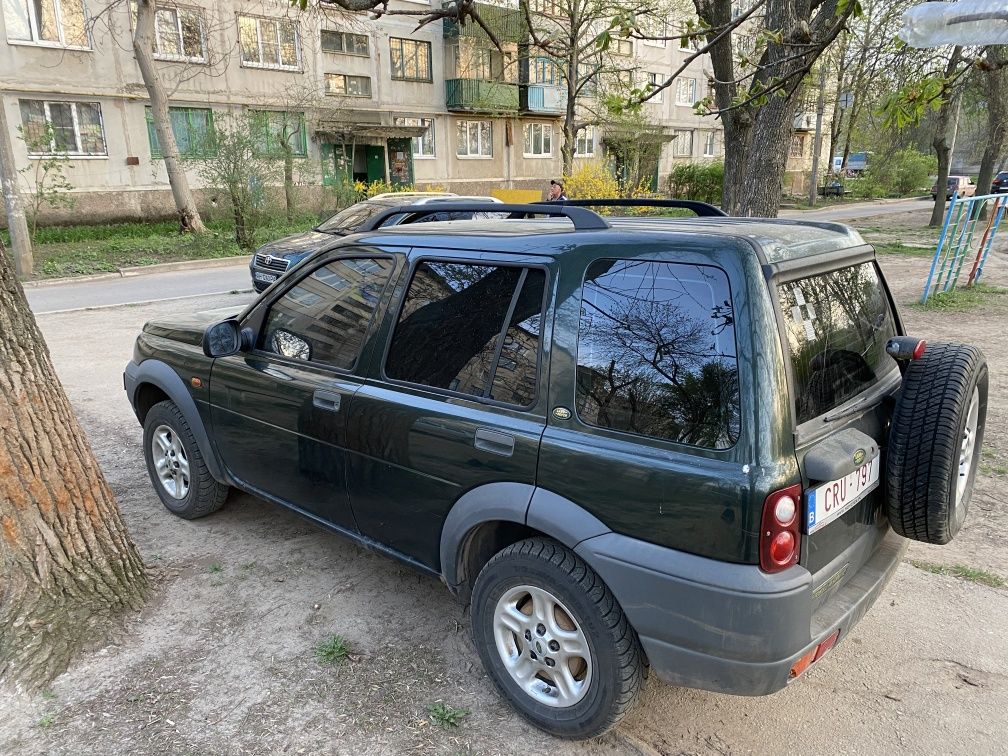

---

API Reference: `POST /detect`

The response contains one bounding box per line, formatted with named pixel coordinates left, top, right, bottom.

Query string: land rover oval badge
left=552, top=407, right=572, bottom=420
left=853, top=448, right=866, bottom=466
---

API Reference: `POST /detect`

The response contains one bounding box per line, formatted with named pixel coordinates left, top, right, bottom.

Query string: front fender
left=124, top=359, right=228, bottom=484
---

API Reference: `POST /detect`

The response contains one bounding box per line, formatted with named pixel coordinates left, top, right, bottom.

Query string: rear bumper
left=577, top=527, right=906, bottom=696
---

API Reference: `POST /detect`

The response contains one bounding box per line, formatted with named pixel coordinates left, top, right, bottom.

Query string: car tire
left=471, top=537, right=645, bottom=739
left=886, top=342, right=988, bottom=544
left=143, top=400, right=229, bottom=519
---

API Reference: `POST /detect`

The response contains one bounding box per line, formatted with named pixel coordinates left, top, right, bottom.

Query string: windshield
left=316, top=202, right=390, bottom=233
left=778, top=262, right=898, bottom=424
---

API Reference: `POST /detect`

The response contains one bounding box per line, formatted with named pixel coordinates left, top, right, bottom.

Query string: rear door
left=775, top=259, right=902, bottom=578
left=344, top=253, right=553, bottom=569
left=209, top=254, right=397, bottom=530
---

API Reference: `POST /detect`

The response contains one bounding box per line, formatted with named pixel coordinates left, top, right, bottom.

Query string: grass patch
left=38, top=713, right=55, bottom=728
left=314, top=634, right=351, bottom=665
left=208, top=563, right=223, bottom=574
left=916, top=284, right=1008, bottom=312
left=41, top=690, right=56, bottom=701
left=872, top=241, right=935, bottom=256
left=426, top=702, right=470, bottom=729
left=2, top=214, right=317, bottom=279
left=910, top=560, right=1007, bottom=589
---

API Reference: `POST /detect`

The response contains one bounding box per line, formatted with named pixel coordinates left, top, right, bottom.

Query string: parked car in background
left=249, top=193, right=504, bottom=291
left=991, top=171, right=1008, bottom=193
left=932, top=175, right=977, bottom=200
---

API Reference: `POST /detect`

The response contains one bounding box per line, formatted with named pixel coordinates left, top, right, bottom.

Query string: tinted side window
left=260, top=257, right=394, bottom=369
left=576, top=259, right=740, bottom=449
left=778, top=262, right=898, bottom=424
left=385, top=261, right=545, bottom=406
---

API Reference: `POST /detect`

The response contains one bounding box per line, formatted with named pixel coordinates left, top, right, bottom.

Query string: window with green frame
left=248, top=110, right=307, bottom=157
left=145, top=106, right=214, bottom=157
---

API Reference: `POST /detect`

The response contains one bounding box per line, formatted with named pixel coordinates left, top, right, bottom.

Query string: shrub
left=354, top=180, right=416, bottom=199
left=864, top=148, right=936, bottom=197
left=562, top=163, right=654, bottom=214
left=666, top=161, right=724, bottom=204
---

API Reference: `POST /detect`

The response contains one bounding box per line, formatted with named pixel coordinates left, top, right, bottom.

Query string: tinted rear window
left=575, top=259, right=740, bottom=449
left=316, top=202, right=389, bottom=233
left=778, top=262, right=898, bottom=424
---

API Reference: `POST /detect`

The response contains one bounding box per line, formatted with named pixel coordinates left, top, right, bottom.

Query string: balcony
left=443, top=2, right=525, bottom=44
left=446, top=78, right=519, bottom=113
left=521, top=84, right=565, bottom=115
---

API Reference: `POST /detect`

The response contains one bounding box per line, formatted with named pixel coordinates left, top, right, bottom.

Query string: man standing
left=547, top=180, right=568, bottom=201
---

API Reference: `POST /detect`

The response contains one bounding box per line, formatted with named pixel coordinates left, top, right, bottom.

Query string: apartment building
left=0, top=0, right=725, bottom=222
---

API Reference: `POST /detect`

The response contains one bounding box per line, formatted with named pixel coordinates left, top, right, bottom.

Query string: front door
left=344, top=254, right=553, bottom=569
left=209, top=254, right=398, bottom=530
left=365, top=145, right=386, bottom=183
left=387, top=137, right=414, bottom=187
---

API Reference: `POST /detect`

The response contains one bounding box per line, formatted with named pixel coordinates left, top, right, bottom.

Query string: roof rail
left=368, top=191, right=457, bottom=200
left=354, top=202, right=611, bottom=233
left=535, top=198, right=727, bottom=217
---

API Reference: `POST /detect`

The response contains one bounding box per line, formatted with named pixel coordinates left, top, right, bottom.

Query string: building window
left=531, top=0, right=562, bottom=16
left=672, top=129, right=693, bottom=157
left=132, top=4, right=207, bottom=63
left=641, top=18, right=669, bottom=48
left=577, top=63, right=598, bottom=96
left=456, top=119, right=492, bottom=158
left=647, top=73, right=663, bottom=103
left=390, top=37, right=432, bottom=82
left=575, top=125, right=595, bottom=157
left=612, top=37, right=632, bottom=56
left=531, top=57, right=556, bottom=85
left=145, top=106, right=214, bottom=158
left=676, top=77, right=697, bottom=106
left=19, top=100, right=105, bottom=156
left=325, top=73, right=372, bottom=98
left=4, top=0, right=88, bottom=47
left=393, top=117, right=436, bottom=158
left=320, top=29, right=368, bottom=56
left=523, top=123, right=552, bottom=157
left=249, top=111, right=307, bottom=157
left=704, top=131, right=717, bottom=157
left=454, top=44, right=493, bottom=80
left=790, top=134, right=806, bottom=158
left=238, top=15, right=300, bottom=70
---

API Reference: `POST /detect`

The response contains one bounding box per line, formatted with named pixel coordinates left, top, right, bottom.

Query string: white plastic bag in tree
left=900, top=0, right=1008, bottom=48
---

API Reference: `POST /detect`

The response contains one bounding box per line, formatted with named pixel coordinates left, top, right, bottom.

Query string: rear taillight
left=760, top=484, right=802, bottom=572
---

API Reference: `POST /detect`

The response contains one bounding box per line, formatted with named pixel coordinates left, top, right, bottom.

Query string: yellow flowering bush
left=563, top=164, right=657, bottom=215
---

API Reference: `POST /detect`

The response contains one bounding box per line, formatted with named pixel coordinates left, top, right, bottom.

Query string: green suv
left=124, top=201, right=988, bottom=738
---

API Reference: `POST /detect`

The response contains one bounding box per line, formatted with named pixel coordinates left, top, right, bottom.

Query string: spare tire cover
left=886, top=342, right=988, bottom=544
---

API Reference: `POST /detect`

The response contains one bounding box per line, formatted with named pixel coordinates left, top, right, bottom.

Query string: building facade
left=1, top=0, right=725, bottom=223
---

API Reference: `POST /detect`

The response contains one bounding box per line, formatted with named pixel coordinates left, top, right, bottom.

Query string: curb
left=21, top=255, right=251, bottom=289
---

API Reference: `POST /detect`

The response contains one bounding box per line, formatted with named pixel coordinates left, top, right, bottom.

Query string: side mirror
left=202, top=320, right=251, bottom=357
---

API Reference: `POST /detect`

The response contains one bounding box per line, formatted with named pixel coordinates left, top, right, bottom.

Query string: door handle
left=474, top=428, right=515, bottom=457
left=313, top=389, right=342, bottom=412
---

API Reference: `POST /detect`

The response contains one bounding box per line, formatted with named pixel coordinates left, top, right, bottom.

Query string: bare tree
left=131, top=0, right=207, bottom=232
left=975, top=47, right=1008, bottom=197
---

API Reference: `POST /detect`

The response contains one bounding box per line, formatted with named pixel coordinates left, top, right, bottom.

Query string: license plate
left=254, top=272, right=277, bottom=284
left=806, top=455, right=881, bottom=534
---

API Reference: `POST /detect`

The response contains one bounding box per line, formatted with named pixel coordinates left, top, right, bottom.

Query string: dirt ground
left=2, top=209, right=1007, bottom=755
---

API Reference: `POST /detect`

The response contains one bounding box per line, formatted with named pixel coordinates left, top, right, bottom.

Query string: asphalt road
left=23, top=198, right=932, bottom=314
left=24, top=263, right=252, bottom=315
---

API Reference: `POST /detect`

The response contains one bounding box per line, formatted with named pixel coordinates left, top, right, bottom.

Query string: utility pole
left=0, top=97, right=33, bottom=277
left=807, top=65, right=828, bottom=208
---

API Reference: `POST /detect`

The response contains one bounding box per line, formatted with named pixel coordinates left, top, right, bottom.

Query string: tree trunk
left=0, top=97, right=32, bottom=277
left=976, top=47, right=1008, bottom=197
left=0, top=254, right=148, bottom=690
left=283, top=146, right=295, bottom=223
left=561, top=44, right=578, bottom=177
left=133, top=0, right=206, bottom=234
left=930, top=47, right=964, bottom=227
